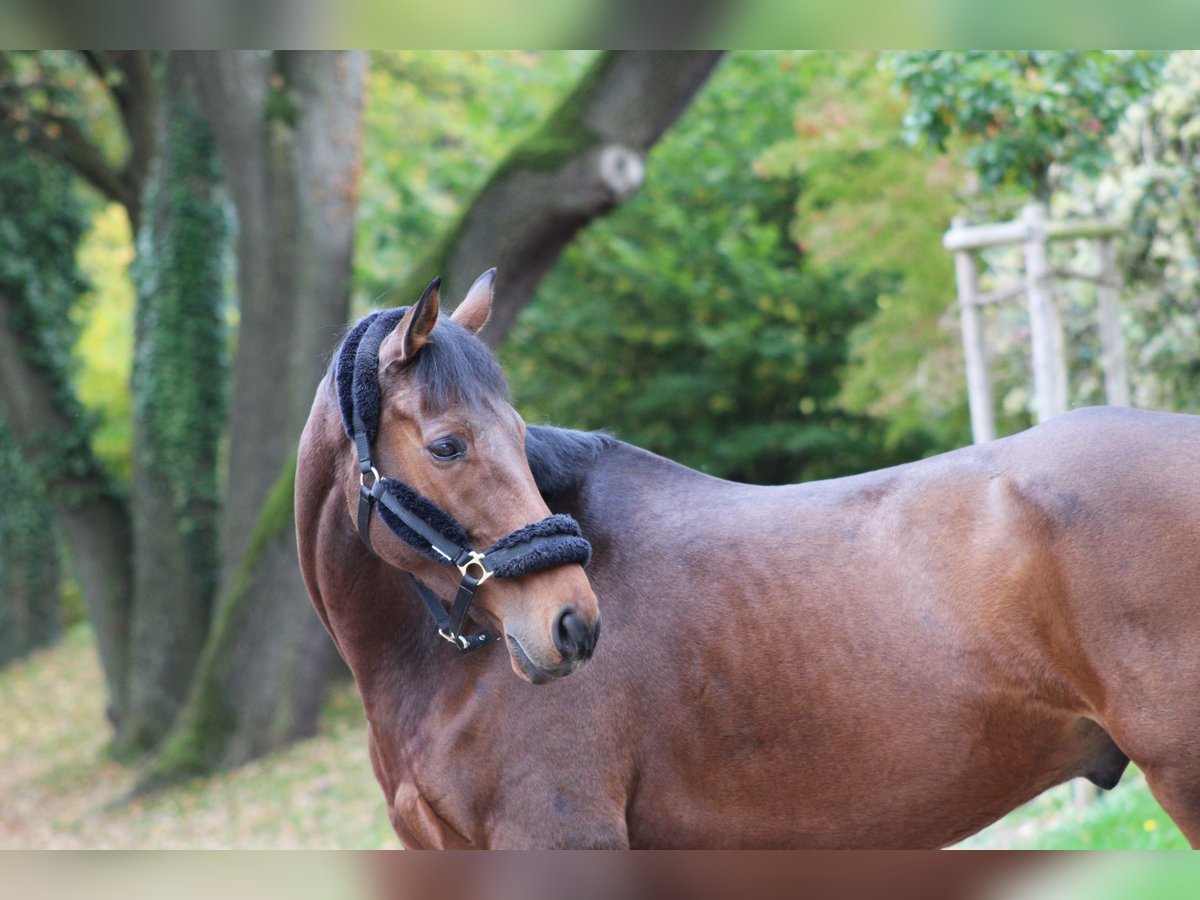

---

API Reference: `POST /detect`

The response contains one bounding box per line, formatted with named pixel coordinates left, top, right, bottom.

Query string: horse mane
left=525, top=425, right=615, bottom=502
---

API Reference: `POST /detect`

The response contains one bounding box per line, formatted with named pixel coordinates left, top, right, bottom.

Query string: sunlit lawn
left=1, top=626, right=1188, bottom=849
left=959, top=770, right=1187, bottom=850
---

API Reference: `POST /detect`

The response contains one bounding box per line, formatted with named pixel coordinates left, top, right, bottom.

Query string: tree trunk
left=148, top=51, right=366, bottom=780
left=120, top=55, right=228, bottom=755
left=0, top=133, right=132, bottom=720
left=399, top=50, right=725, bottom=345
left=0, top=295, right=133, bottom=729
left=0, top=420, right=61, bottom=666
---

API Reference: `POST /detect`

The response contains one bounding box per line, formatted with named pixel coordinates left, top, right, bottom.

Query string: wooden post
left=1022, top=204, right=1069, bottom=422
left=1095, top=238, right=1130, bottom=407
left=952, top=218, right=995, bottom=444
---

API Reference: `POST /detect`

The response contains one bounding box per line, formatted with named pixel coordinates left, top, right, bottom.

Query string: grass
left=956, top=772, right=1188, bottom=849
left=0, top=626, right=1189, bottom=849
left=0, top=624, right=397, bottom=849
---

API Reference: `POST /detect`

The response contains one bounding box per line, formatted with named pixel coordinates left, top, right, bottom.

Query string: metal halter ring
left=457, top=550, right=493, bottom=584
left=438, top=628, right=472, bottom=650
left=360, top=466, right=381, bottom=489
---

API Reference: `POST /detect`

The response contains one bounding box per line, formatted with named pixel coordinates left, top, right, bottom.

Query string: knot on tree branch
left=596, top=144, right=644, bottom=203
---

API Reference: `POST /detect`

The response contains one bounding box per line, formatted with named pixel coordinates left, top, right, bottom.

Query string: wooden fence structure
left=944, top=203, right=1128, bottom=445
left=945, top=204, right=1128, bottom=810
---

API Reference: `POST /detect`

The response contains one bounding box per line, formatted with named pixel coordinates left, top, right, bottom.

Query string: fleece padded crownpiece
left=334, top=307, right=408, bottom=444
left=334, top=312, right=374, bottom=439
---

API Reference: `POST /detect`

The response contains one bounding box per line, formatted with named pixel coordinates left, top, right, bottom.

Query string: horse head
left=335, top=271, right=600, bottom=683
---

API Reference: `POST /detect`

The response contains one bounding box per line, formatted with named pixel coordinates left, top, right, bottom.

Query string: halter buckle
left=359, top=466, right=381, bottom=489
left=456, top=550, right=493, bottom=584
left=438, top=628, right=472, bottom=650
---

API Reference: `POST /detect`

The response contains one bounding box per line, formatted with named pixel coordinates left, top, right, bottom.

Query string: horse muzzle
left=506, top=610, right=601, bottom=684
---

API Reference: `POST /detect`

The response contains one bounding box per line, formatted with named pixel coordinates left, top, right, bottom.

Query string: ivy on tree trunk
left=0, top=128, right=128, bottom=688
left=0, top=421, right=61, bottom=666
left=120, top=55, right=228, bottom=756
left=146, top=51, right=367, bottom=783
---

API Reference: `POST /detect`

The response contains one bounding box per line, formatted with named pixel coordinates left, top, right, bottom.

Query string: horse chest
left=390, top=777, right=476, bottom=849
left=375, top=709, right=497, bottom=849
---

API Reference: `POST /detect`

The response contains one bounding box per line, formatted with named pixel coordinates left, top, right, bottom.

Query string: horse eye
left=428, top=438, right=465, bottom=461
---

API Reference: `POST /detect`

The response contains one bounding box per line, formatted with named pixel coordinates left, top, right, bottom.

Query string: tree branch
left=404, top=50, right=725, bottom=345
left=79, top=49, right=113, bottom=85
left=0, top=95, right=138, bottom=216
left=108, top=50, right=158, bottom=215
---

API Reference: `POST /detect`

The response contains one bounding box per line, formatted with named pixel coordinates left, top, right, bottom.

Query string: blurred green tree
left=889, top=51, right=1165, bottom=201
left=394, top=50, right=725, bottom=343
left=0, top=129, right=84, bottom=665
left=760, top=52, right=974, bottom=455
left=1093, top=51, right=1200, bottom=413
left=507, top=52, right=937, bottom=484
left=356, top=51, right=590, bottom=308
left=123, top=56, right=228, bottom=754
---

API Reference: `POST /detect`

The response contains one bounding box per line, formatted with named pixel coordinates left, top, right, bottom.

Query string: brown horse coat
left=298, top=320, right=1200, bottom=848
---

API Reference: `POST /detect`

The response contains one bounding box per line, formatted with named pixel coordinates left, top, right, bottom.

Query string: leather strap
left=410, top=574, right=497, bottom=653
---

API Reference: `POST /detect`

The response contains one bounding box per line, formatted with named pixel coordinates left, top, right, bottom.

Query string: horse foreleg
left=1141, top=765, right=1200, bottom=848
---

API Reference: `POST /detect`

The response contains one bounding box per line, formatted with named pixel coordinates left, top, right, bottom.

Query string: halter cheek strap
left=337, top=308, right=592, bottom=654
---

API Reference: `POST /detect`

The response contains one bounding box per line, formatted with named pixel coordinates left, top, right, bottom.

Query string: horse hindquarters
left=1028, top=410, right=1200, bottom=848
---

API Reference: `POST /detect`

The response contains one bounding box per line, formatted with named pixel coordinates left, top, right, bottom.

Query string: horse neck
left=546, top=438, right=724, bottom=556
left=302, top=383, right=474, bottom=727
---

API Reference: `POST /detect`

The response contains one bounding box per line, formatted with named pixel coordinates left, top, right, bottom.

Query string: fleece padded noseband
left=335, top=307, right=592, bottom=653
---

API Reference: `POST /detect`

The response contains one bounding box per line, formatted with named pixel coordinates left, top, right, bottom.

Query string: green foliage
left=357, top=51, right=591, bottom=307
left=490, top=51, right=612, bottom=177
left=889, top=51, right=1166, bottom=199
left=756, top=53, right=974, bottom=453
left=0, top=129, right=89, bottom=392
left=0, top=51, right=127, bottom=166
left=506, top=52, right=936, bottom=484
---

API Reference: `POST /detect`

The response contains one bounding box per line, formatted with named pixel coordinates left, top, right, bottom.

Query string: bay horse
left=296, top=274, right=1200, bottom=848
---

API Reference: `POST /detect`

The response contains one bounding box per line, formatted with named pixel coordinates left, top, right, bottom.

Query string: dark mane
left=525, top=425, right=615, bottom=502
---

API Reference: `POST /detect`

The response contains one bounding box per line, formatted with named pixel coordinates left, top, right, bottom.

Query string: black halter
left=336, top=308, right=592, bottom=654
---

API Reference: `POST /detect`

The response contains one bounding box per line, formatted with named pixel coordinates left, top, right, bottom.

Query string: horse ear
left=450, top=268, right=495, bottom=335
left=381, top=277, right=441, bottom=369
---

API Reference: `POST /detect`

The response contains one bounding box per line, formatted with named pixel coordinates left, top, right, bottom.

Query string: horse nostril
left=553, top=607, right=593, bottom=660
